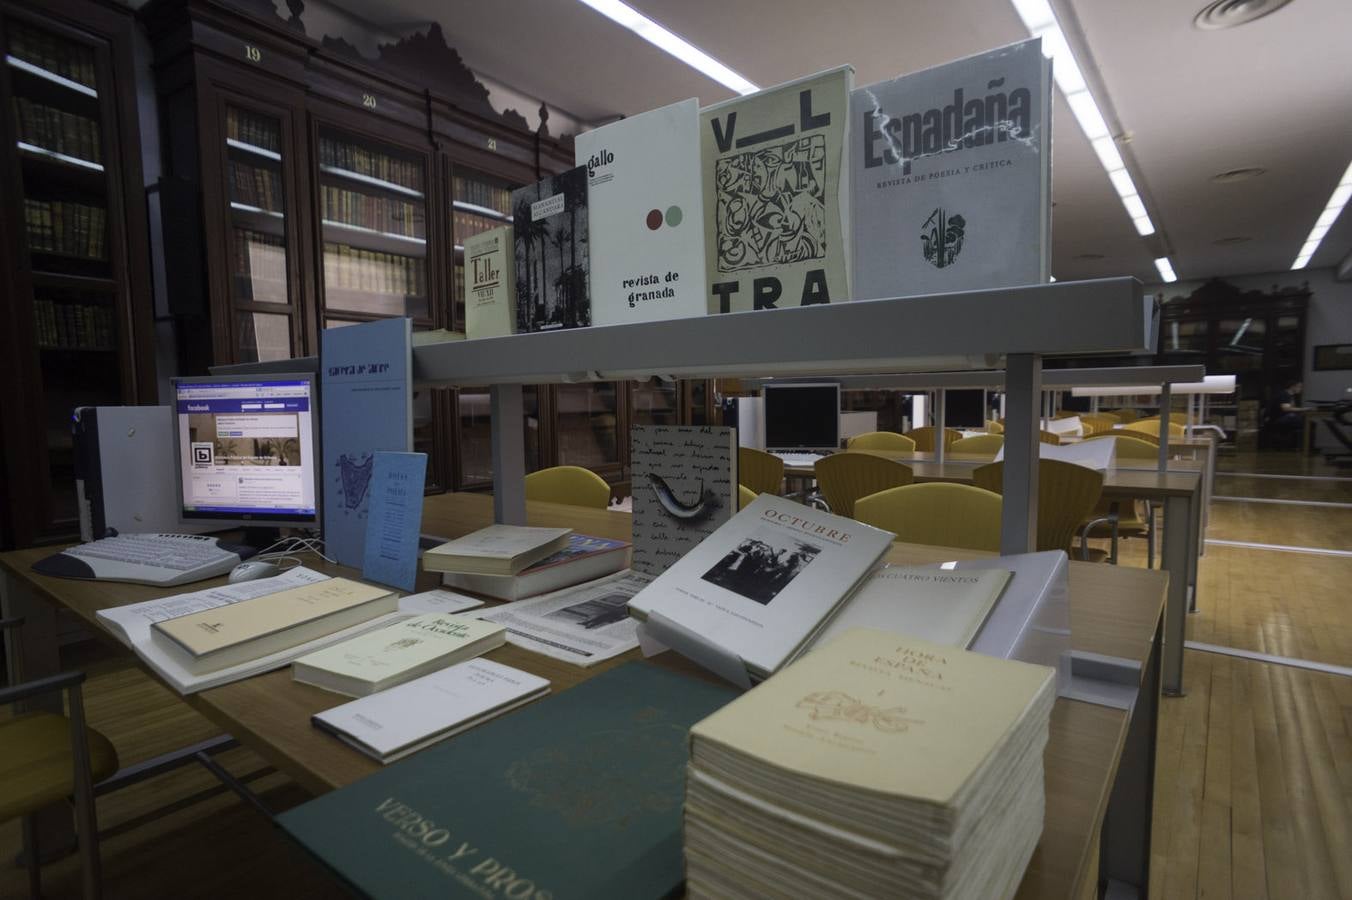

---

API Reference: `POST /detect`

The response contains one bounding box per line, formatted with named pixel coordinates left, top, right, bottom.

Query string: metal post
left=1158, top=384, right=1172, bottom=474
left=490, top=383, right=526, bottom=525
left=935, top=388, right=947, bottom=463
left=1001, top=354, right=1041, bottom=555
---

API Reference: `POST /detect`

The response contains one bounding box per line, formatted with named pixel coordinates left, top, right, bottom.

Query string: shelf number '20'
left=362, top=94, right=378, bottom=109
left=245, top=45, right=262, bottom=63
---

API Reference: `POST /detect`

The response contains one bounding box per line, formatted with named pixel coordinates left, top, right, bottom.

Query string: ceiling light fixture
left=1154, top=257, right=1178, bottom=283
left=1009, top=0, right=1169, bottom=275
left=574, top=0, right=758, bottom=95
left=1194, top=0, right=1294, bottom=31
left=1292, top=159, right=1352, bottom=270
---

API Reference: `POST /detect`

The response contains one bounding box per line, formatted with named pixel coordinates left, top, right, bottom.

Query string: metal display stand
left=413, top=277, right=1155, bottom=555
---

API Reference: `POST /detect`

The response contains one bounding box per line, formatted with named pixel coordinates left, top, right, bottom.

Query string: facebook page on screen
left=175, top=380, right=317, bottom=519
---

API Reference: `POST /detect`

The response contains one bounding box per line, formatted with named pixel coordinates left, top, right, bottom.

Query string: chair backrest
left=904, top=426, right=962, bottom=453
left=845, top=430, right=916, bottom=453
left=1110, top=408, right=1141, bottom=423
left=973, top=459, right=1104, bottom=554
left=812, top=452, right=914, bottom=518
left=738, top=484, right=756, bottom=510
left=948, top=433, right=1005, bottom=457
left=854, top=483, right=1003, bottom=552
left=1122, top=419, right=1185, bottom=439
left=523, top=465, right=612, bottom=509
left=985, top=420, right=1004, bottom=434
left=738, top=446, right=785, bottom=496
left=1082, top=433, right=1159, bottom=460
left=1039, top=430, right=1062, bottom=445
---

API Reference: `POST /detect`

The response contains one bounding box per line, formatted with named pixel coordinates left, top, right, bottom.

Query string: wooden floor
left=2, top=449, right=1350, bottom=899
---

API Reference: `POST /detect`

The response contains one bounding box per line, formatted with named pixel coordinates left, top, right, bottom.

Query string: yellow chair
left=904, top=426, right=962, bottom=453
left=854, top=483, right=1003, bottom=553
left=973, top=459, right=1105, bottom=559
left=523, top=465, right=611, bottom=509
left=845, top=431, right=916, bottom=453
left=812, top=453, right=914, bottom=518
left=1039, top=430, right=1062, bottom=445
left=949, top=434, right=1004, bottom=457
left=1111, top=408, right=1141, bottom=424
left=1122, top=419, right=1186, bottom=441
left=1, top=618, right=119, bottom=900
left=1080, top=434, right=1161, bottom=565
left=985, top=420, right=1004, bottom=435
left=1093, top=411, right=1122, bottom=424
left=738, top=446, right=785, bottom=496
left=738, top=484, right=756, bottom=510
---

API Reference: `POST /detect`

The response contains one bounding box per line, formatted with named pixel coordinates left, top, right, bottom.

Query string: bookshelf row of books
left=229, top=160, right=283, bottom=213
left=225, top=107, right=281, bottom=153
left=452, top=174, right=511, bottom=216
left=233, top=229, right=286, bottom=283
left=24, top=198, right=107, bottom=259
left=33, top=298, right=114, bottom=350
left=13, top=98, right=102, bottom=163
left=318, top=136, right=422, bottom=193
left=452, top=209, right=499, bottom=244
left=323, top=242, right=426, bottom=298
left=457, top=39, right=1049, bottom=341
left=7, top=21, right=97, bottom=90
left=321, top=185, right=424, bottom=238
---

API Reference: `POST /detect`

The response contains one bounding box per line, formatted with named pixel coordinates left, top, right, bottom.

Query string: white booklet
left=312, top=659, right=550, bottom=763
left=95, top=568, right=407, bottom=695
left=628, top=494, right=894, bottom=679
left=476, top=570, right=653, bottom=667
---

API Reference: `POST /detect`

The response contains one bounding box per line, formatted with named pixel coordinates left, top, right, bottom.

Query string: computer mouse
left=228, top=560, right=282, bottom=583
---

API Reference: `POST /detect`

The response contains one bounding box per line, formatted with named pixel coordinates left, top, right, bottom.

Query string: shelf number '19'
left=245, top=45, right=261, bottom=63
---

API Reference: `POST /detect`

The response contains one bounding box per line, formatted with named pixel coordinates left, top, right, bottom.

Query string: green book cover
left=279, top=661, right=736, bottom=899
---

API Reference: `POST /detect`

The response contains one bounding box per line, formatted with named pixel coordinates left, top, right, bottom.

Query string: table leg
left=1186, top=482, right=1201, bottom=614
left=1101, top=610, right=1161, bottom=895
left=1161, top=494, right=1189, bottom=696
left=1, top=570, right=78, bottom=858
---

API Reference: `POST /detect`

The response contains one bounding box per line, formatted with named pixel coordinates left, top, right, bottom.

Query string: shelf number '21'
left=244, top=45, right=261, bottom=63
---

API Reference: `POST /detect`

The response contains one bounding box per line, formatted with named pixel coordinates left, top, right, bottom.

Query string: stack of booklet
left=423, top=525, right=572, bottom=576
left=684, top=628, right=1056, bottom=900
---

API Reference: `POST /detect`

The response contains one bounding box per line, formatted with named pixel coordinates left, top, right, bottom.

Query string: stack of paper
left=422, top=525, right=571, bottom=576
left=684, top=628, right=1056, bottom=900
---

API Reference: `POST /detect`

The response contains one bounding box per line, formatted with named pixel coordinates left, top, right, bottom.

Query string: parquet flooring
left=2, top=448, right=1350, bottom=898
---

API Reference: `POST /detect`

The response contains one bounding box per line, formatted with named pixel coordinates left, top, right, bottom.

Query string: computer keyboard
left=32, top=533, right=256, bottom=587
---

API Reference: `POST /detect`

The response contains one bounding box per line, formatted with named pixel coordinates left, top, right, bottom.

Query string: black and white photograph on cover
left=513, top=166, right=590, bottom=332
left=544, top=592, right=631, bottom=630
left=700, top=527, right=822, bottom=606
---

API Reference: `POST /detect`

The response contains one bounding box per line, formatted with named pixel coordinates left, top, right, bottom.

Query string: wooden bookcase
left=142, top=0, right=714, bottom=497
left=0, top=0, right=155, bottom=548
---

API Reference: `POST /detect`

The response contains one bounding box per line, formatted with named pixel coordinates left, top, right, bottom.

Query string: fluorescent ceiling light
left=1154, top=257, right=1177, bottom=283
left=1292, top=159, right=1352, bottom=270
left=575, top=0, right=758, bottom=95
left=1010, top=0, right=1160, bottom=245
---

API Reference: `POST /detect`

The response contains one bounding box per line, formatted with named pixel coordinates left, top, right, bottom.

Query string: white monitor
left=172, top=373, right=321, bottom=528
left=763, top=383, right=841, bottom=452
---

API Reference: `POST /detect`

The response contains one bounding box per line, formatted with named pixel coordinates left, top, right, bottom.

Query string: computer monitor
left=172, top=373, right=321, bottom=528
left=943, top=389, right=987, bottom=429
left=763, top=383, right=841, bottom=452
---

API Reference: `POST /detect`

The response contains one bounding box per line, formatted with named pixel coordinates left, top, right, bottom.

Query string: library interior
left=2, top=0, right=1351, bottom=898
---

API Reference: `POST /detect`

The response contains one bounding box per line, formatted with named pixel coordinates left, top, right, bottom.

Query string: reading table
left=1, top=491, right=1166, bottom=899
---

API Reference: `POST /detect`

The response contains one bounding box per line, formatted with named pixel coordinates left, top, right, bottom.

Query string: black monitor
left=172, top=373, right=321, bottom=528
left=764, top=383, right=841, bottom=452
left=943, top=389, right=987, bottom=429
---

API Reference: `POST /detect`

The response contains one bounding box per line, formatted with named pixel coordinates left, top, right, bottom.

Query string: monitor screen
left=943, top=389, right=987, bottom=429
left=173, top=374, right=320, bottom=525
left=764, top=383, right=840, bottom=452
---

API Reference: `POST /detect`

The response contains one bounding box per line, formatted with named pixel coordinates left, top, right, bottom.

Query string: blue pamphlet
left=321, top=317, right=413, bottom=567
left=362, top=451, right=427, bottom=592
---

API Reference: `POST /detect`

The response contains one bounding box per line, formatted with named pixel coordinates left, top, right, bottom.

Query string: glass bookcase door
left=7, top=17, right=121, bottom=531
left=450, top=167, right=514, bottom=330
left=630, top=380, right=680, bottom=428
left=316, top=126, right=429, bottom=325
left=457, top=387, right=541, bottom=486
left=223, top=103, right=297, bottom=361
left=556, top=383, right=621, bottom=473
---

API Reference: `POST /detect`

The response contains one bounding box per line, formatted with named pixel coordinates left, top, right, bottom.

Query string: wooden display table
left=1, top=492, right=1166, bottom=898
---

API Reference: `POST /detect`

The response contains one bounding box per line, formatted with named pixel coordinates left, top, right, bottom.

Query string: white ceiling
left=325, top=0, right=1352, bottom=285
